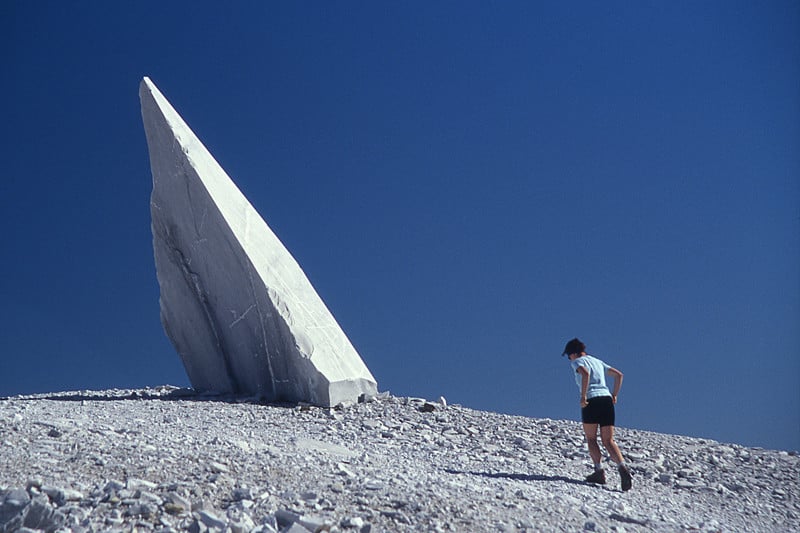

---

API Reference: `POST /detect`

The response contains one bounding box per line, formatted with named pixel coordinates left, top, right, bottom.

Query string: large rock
left=139, top=77, right=377, bottom=406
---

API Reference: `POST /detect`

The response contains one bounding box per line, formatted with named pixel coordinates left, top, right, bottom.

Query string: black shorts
left=581, top=395, right=615, bottom=427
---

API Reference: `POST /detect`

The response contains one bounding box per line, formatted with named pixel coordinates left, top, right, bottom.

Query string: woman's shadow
left=444, top=468, right=597, bottom=488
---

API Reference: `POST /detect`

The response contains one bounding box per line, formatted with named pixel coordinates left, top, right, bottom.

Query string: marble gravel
left=1, top=386, right=797, bottom=532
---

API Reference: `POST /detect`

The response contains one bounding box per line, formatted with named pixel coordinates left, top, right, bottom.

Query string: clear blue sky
left=2, top=2, right=798, bottom=451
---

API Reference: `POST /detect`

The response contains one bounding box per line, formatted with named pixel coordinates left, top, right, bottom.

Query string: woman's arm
left=577, top=366, right=590, bottom=407
left=607, top=367, right=623, bottom=403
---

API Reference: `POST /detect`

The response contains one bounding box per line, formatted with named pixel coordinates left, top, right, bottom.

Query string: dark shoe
left=585, top=469, right=606, bottom=484
left=618, top=464, right=633, bottom=491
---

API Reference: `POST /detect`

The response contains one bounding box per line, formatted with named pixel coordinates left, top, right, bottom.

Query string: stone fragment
left=420, top=403, right=437, bottom=413
left=188, top=517, right=209, bottom=533
left=60, top=489, right=84, bottom=504
left=21, top=495, right=56, bottom=530
left=513, top=437, right=532, bottom=451
left=231, top=487, right=254, bottom=501
left=199, top=510, right=227, bottom=530
left=251, top=524, right=278, bottom=533
left=24, top=479, right=43, bottom=491
left=283, top=523, right=313, bottom=533
left=2, top=489, right=30, bottom=509
left=362, top=420, right=381, bottom=430
left=40, top=486, right=62, bottom=503
left=341, top=516, right=364, bottom=528
left=103, top=480, right=125, bottom=493
left=298, top=514, right=328, bottom=531
left=38, top=486, right=80, bottom=507
left=380, top=509, right=409, bottom=523
left=610, top=512, right=649, bottom=526
left=192, top=499, right=214, bottom=513
left=117, top=488, right=136, bottom=500
left=127, top=478, right=158, bottom=491
left=164, top=502, right=186, bottom=515
left=165, top=492, right=192, bottom=512
left=139, top=77, right=378, bottom=406
left=139, top=491, right=163, bottom=505
left=364, top=480, right=383, bottom=491
left=209, top=461, right=229, bottom=474
left=275, top=509, right=302, bottom=528
left=299, top=491, right=317, bottom=501
left=229, top=513, right=256, bottom=533
left=0, top=488, right=30, bottom=530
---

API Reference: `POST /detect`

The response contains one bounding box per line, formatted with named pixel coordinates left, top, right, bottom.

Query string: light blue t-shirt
left=570, top=355, right=612, bottom=398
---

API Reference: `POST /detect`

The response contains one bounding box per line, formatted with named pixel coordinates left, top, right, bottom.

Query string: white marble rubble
left=1, top=387, right=798, bottom=532
left=140, top=77, right=377, bottom=406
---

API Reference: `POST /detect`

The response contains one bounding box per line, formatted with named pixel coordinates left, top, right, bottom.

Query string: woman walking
left=562, top=338, right=632, bottom=491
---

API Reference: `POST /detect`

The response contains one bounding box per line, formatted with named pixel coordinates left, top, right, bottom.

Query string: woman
left=562, top=338, right=632, bottom=491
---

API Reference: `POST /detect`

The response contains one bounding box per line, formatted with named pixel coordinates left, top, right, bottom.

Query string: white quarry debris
left=139, top=77, right=377, bottom=407
left=1, top=387, right=798, bottom=532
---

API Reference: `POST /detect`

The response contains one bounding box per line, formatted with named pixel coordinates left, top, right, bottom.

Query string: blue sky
left=2, top=2, right=798, bottom=451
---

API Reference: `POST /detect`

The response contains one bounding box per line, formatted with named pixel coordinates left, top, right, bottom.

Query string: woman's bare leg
left=582, top=423, right=602, bottom=465
left=600, top=425, right=624, bottom=464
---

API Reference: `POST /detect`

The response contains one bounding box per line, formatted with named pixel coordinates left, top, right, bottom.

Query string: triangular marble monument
left=140, top=77, right=377, bottom=406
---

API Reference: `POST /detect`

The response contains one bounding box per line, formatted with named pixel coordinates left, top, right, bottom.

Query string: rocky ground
left=0, top=386, right=797, bottom=532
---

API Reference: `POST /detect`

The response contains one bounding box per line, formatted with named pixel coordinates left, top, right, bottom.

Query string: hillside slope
left=1, top=387, right=797, bottom=532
